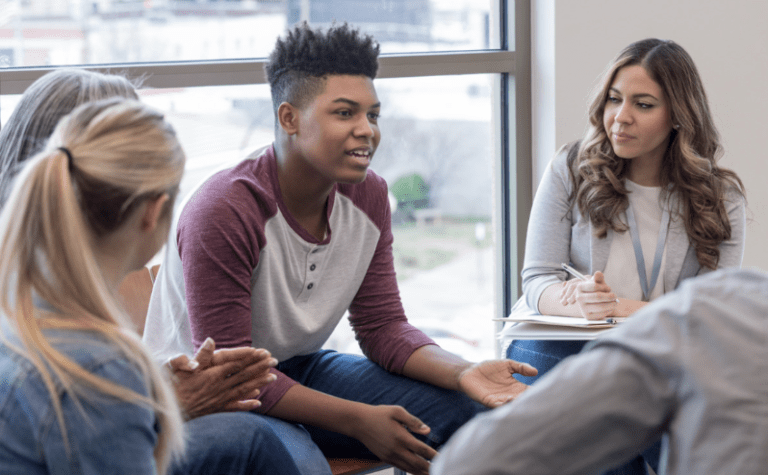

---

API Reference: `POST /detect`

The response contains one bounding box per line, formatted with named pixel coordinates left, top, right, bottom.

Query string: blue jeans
left=507, top=340, right=660, bottom=475
left=171, top=412, right=319, bottom=475
left=506, top=339, right=588, bottom=385
left=278, top=349, right=486, bottom=458
left=172, top=350, right=484, bottom=475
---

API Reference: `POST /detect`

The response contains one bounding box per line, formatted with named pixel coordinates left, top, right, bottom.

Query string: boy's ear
left=140, top=194, right=170, bottom=233
left=277, top=102, right=300, bottom=135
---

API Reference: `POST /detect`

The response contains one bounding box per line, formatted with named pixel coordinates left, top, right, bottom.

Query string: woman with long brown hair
left=503, top=38, right=745, bottom=474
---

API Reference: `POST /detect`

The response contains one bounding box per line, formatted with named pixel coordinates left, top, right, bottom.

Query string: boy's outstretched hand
left=350, top=404, right=436, bottom=475
left=457, top=359, right=538, bottom=407
left=167, top=337, right=278, bottom=419
left=403, top=345, right=538, bottom=409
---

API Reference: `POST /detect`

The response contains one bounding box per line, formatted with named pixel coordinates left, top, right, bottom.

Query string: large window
left=0, top=0, right=499, bottom=67
left=0, top=0, right=530, bottom=360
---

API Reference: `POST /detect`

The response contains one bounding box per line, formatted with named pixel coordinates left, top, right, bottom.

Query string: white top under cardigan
left=603, top=179, right=667, bottom=302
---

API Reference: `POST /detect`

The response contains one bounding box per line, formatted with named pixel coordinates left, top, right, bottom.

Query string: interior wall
left=532, top=0, right=768, bottom=270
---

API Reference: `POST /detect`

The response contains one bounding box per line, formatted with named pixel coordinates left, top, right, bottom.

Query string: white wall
left=532, top=0, right=768, bottom=270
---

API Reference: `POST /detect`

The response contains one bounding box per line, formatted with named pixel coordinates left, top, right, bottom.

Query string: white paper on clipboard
left=495, top=298, right=627, bottom=341
left=492, top=314, right=625, bottom=328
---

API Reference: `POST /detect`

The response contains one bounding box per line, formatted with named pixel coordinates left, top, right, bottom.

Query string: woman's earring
left=673, top=124, right=681, bottom=129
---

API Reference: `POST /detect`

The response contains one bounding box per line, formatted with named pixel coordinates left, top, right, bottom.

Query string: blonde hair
left=571, top=38, right=744, bottom=269
left=0, top=98, right=185, bottom=472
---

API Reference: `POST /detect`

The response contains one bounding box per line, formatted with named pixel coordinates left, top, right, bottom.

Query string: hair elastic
left=58, top=147, right=75, bottom=172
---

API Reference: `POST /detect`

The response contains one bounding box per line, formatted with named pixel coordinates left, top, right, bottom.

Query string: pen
left=561, top=263, right=587, bottom=281
left=560, top=262, right=621, bottom=306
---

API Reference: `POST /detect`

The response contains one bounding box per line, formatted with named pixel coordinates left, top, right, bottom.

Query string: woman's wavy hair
left=0, top=98, right=185, bottom=472
left=572, top=38, right=744, bottom=269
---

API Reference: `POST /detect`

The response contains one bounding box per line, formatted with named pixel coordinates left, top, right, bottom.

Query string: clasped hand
left=560, top=270, right=618, bottom=320
left=167, top=337, right=278, bottom=419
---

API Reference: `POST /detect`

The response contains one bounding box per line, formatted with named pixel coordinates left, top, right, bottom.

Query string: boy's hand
left=350, top=405, right=436, bottom=475
left=457, top=359, right=538, bottom=407
left=167, top=337, right=278, bottom=419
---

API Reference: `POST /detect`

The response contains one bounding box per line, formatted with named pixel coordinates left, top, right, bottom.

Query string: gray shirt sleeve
left=713, top=187, right=746, bottom=269
left=521, top=147, right=576, bottom=312
left=433, top=269, right=768, bottom=475
left=431, top=341, right=675, bottom=475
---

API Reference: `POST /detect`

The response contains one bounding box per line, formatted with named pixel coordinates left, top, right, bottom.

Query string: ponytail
left=0, top=98, right=184, bottom=472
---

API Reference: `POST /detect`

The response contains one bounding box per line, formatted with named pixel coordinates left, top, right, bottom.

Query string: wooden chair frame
left=328, top=458, right=402, bottom=474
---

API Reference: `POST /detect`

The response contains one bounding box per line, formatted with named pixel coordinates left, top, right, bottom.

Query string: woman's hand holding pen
left=560, top=271, right=619, bottom=320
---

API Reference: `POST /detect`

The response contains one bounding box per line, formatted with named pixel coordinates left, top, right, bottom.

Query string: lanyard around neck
left=625, top=201, right=670, bottom=302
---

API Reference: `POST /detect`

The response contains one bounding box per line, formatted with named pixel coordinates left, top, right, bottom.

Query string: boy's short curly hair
left=265, top=22, right=380, bottom=115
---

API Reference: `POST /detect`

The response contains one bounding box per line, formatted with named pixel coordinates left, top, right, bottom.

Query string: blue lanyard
left=625, top=202, right=670, bottom=302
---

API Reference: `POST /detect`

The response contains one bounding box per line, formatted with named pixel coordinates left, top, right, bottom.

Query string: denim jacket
left=0, top=325, right=160, bottom=474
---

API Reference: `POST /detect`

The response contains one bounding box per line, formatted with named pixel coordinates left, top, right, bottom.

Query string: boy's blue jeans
left=175, top=349, right=485, bottom=475
left=174, top=412, right=310, bottom=475
left=278, top=349, right=485, bottom=456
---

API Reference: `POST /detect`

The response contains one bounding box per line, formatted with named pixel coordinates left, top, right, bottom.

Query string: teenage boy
left=144, top=23, right=536, bottom=475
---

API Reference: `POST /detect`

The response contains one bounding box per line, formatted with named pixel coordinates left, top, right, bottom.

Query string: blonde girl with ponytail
left=0, top=97, right=185, bottom=474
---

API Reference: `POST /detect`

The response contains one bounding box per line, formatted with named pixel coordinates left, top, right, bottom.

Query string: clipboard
left=496, top=321, right=614, bottom=340
left=493, top=315, right=626, bottom=328
left=496, top=298, right=627, bottom=341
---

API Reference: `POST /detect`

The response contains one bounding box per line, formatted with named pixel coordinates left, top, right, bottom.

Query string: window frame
left=0, top=0, right=532, bottom=356
left=0, top=50, right=515, bottom=92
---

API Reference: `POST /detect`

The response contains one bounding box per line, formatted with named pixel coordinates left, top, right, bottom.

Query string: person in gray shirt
left=432, top=268, right=767, bottom=475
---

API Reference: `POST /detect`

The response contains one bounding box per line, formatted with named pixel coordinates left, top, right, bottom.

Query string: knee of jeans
left=173, top=413, right=287, bottom=475
left=506, top=340, right=586, bottom=376
left=190, top=412, right=279, bottom=447
left=203, top=414, right=328, bottom=473
left=429, top=393, right=485, bottom=447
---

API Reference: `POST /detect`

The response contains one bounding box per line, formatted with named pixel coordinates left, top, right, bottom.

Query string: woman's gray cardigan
left=520, top=147, right=746, bottom=313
